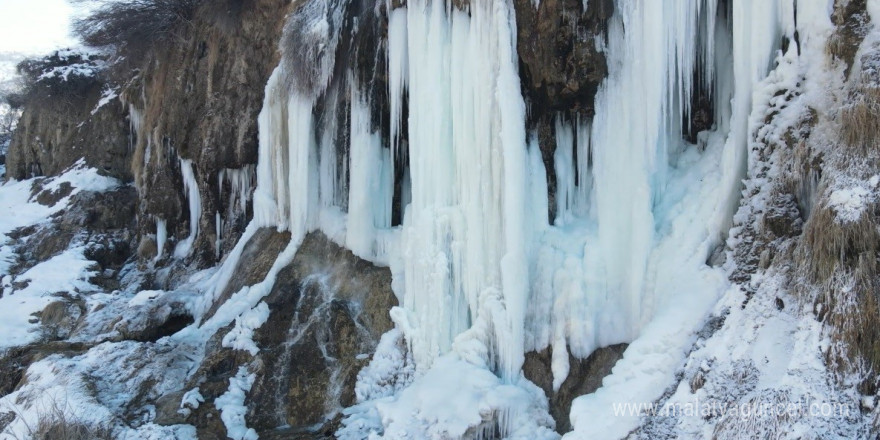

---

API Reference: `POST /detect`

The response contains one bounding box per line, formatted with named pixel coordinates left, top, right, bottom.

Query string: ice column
left=391, top=0, right=531, bottom=381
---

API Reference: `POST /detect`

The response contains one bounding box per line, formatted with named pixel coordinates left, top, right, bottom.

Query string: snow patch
left=221, top=301, right=270, bottom=355
left=214, top=367, right=258, bottom=440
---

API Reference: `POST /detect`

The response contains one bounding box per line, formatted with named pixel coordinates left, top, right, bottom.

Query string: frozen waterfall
left=227, top=0, right=801, bottom=437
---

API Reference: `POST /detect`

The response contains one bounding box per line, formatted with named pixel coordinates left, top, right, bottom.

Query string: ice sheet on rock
left=128, top=290, right=165, bottom=307
left=179, top=388, right=205, bottom=417
left=353, top=329, right=415, bottom=403
left=222, top=301, right=270, bottom=355
left=215, top=366, right=258, bottom=440
left=91, top=86, right=119, bottom=115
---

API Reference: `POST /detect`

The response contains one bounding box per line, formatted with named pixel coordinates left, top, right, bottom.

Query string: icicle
left=221, top=165, right=255, bottom=220
left=285, top=93, right=318, bottom=244
left=713, top=0, right=786, bottom=234
left=155, top=218, right=167, bottom=261
left=388, top=6, right=409, bottom=164
left=128, top=104, right=143, bottom=151
left=253, top=67, right=286, bottom=229
left=393, top=0, right=532, bottom=385
left=216, top=211, right=222, bottom=260
left=175, top=158, right=202, bottom=258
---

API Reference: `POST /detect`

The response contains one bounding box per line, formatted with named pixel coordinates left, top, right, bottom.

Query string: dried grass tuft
left=839, top=84, right=880, bottom=153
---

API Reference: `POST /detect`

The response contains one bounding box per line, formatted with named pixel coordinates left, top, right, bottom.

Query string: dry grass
left=5, top=397, right=117, bottom=440
left=793, top=42, right=880, bottom=390
left=712, top=390, right=796, bottom=440
left=801, top=197, right=879, bottom=282
left=816, top=256, right=880, bottom=395
left=826, top=0, right=870, bottom=77
left=839, top=84, right=880, bottom=153
left=799, top=190, right=880, bottom=387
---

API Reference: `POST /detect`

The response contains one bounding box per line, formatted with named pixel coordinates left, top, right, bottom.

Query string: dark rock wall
left=524, top=344, right=627, bottom=433
left=6, top=79, right=132, bottom=182
left=513, top=0, right=612, bottom=222
left=128, top=0, right=293, bottom=267
left=176, top=231, right=397, bottom=438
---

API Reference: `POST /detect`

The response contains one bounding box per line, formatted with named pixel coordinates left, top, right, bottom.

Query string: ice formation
left=0, top=0, right=872, bottom=437
left=213, top=0, right=813, bottom=436
left=174, top=158, right=202, bottom=258
left=215, top=367, right=258, bottom=440
left=155, top=218, right=167, bottom=260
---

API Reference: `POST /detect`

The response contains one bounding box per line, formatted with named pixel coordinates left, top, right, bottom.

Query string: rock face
left=174, top=231, right=397, bottom=439
left=246, top=232, right=397, bottom=435
left=126, top=0, right=293, bottom=267
left=523, top=344, right=627, bottom=433
left=6, top=73, right=131, bottom=182
left=514, top=0, right=612, bottom=118
left=513, top=0, right=612, bottom=222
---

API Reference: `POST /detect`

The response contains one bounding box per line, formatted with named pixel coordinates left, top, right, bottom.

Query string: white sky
left=0, top=0, right=77, bottom=55
left=0, top=0, right=80, bottom=87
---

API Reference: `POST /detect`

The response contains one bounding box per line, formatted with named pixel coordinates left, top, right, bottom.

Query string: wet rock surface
left=158, top=231, right=397, bottom=439
left=203, top=227, right=292, bottom=322
left=247, top=232, right=397, bottom=435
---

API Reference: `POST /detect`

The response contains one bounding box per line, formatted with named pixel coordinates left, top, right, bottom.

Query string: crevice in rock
left=523, top=343, right=627, bottom=433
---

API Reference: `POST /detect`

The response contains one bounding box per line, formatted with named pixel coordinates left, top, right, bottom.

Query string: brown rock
left=203, top=227, right=292, bottom=322
left=523, top=343, right=627, bottom=433
left=245, top=232, right=397, bottom=435
left=514, top=0, right=611, bottom=118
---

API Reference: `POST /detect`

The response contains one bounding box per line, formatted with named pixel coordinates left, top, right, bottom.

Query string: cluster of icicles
left=190, top=0, right=808, bottom=437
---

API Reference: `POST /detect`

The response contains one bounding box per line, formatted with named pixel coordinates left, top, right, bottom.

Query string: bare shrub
left=72, top=0, right=202, bottom=65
